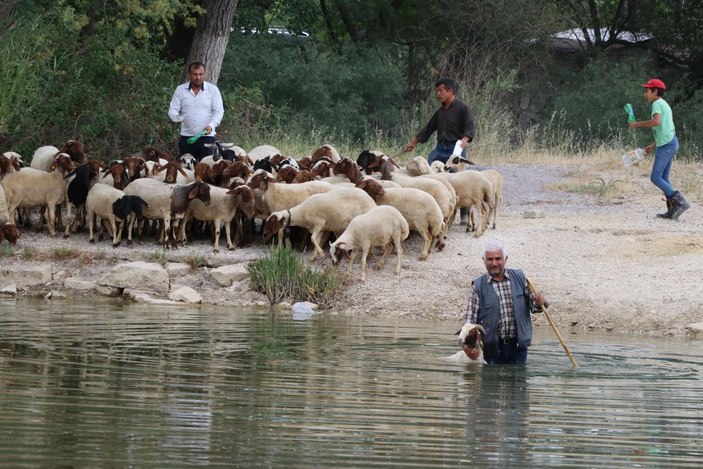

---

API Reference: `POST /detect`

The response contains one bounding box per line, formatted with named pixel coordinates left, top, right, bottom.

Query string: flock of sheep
left=0, top=141, right=503, bottom=281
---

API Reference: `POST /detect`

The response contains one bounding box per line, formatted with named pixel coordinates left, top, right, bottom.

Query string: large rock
left=98, top=261, right=169, bottom=294
left=209, top=265, right=248, bottom=287
left=169, top=286, right=202, bottom=304
left=166, top=262, right=192, bottom=277
left=64, top=278, right=96, bottom=290
left=0, top=265, right=52, bottom=287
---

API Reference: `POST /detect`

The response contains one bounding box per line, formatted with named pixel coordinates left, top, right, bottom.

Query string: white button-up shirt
left=168, top=81, right=224, bottom=137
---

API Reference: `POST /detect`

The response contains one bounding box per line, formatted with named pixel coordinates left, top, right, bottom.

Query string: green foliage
left=185, top=255, right=206, bottom=269
left=0, top=245, right=15, bottom=257
left=1, top=2, right=192, bottom=158
left=147, top=250, right=169, bottom=265
left=51, top=247, right=77, bottom=259
left=247, top=247, right=341, bottom=308
left=539, top=54, right=653, bottom=151
left=221, top=35, right=406, bottom=143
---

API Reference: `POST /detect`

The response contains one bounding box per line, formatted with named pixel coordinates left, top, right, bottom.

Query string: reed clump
left=247, top=247, right=341, bottom=308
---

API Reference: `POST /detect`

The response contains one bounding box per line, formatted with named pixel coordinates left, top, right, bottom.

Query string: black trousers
left=178, top=135, right=215, bottom=161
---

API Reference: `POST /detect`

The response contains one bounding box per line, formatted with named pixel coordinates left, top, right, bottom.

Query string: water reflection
left=0, top=298, right=702, bottom=468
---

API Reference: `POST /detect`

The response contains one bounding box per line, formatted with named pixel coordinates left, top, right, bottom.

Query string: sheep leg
left=88, top=212, right=96, bottom=243
left=177, top=215, right=188, bottom=244
left=376, top=242, right=393, bottom=270
left=212, top=220, right=222, bottom=252
left=359, top=248, right=369, bottom=282
left=110, top=217, right=120, bottom=247
left=46, top=204, right=57, bottom=236
left=344, top=250, right=358, bottom=281
left=491, top=194, right=500, bottom=229
left=419, top=228, right=432, bottom=261
left=473, top=205, right=489, bottom=238
left=308, top=228, right=326, bottom=261
left=126, top=215, right=136, bottom=246
left=55, top=203, right=65, bottom=232
left=223, top=219, right=235, bottom=251
left=393, top=235, right=404, bottom=276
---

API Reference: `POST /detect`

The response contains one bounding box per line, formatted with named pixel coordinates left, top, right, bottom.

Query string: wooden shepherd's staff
left=526, top=277, right=578, bottom=368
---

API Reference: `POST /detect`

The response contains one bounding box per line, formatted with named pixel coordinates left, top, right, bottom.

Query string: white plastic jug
left=452, top=140, right=464, bottom=156
left=622, top=148, right=646, bottom=167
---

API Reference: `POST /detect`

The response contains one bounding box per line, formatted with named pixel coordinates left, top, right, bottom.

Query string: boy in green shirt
left=629, top=78, right=690, bottom=219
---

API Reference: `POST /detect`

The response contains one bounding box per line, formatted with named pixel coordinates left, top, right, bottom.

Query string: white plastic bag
left=622, top=148, right=646, bottom=167
left=452, top=140, right=464, bottom=156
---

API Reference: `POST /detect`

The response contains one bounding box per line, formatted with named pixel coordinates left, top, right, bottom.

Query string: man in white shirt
left=168, top=61, right=225, bottom=161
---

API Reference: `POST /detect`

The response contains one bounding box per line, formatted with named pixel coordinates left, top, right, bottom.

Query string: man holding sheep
left=404, top=77, right=475, bottom=224
left=463, top=240, right=547, bottom=364
left=168, top=61, right=224, bottom=161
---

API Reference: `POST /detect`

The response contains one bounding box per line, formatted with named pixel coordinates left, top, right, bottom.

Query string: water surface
left=0, top=298, right=701, bottom=468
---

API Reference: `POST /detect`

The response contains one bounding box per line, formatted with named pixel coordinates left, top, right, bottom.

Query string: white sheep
left=435, top=170, right=494, bottom=237
left=178, top=184, right=256, bottom=252
left=430, top=160, right=447, bottom=173
left=329, top=205, right=409, bottom=281
left=123, top=178, right=211, bottom=247
left=29, top=145, right=60, bottom=171
left=405, top=156, right=432, bottom=176
left=248, top=145, right=282, bottom=162
left=389, top=173, right=455, bottom=234
left=1, top=153, right=75, bottom=235
left=444, top=156, right=503, bottom=230
left=247, top=169, right=336, bottom=242
left=356, top=179, right=445, bottom=260
left=446, top=323, right=486, bottom=364
left=30, top=141, right=86, bottom=171
left=263, top=187, right=376, bottom=261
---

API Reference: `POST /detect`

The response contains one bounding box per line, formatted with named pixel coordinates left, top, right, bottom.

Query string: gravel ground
left=3, top=163, right=702, bottom=336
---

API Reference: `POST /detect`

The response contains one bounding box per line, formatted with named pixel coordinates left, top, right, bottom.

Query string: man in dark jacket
left=404, top=77, right=475, bottom=166
left=404, top=77, right=475, bottom=224
left=463, top=240, right=547, bottom=364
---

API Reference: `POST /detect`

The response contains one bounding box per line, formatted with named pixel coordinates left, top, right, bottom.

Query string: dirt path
left=3, top=163, right=702, bottom=336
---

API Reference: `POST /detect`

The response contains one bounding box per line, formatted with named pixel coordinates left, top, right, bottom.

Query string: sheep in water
left=445, top=323, right=486, bottom=364
left=329, top=205, right=409, bottom=282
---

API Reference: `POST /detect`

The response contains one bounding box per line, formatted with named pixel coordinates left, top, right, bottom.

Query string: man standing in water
left=168, top=61, right=224, bottom=161
left=404, top=77, right=475, bottom=225
left=463, top=240, right=546, bottom=364
left=629, top=78, right=690, bottom=219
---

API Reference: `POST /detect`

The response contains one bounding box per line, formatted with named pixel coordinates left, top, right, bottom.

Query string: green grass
left=185, top=255, right=206, bottom=269
left=147, top=250, right=169, bottom=266
left=247, top=247, right=341, bottom=308
left=0, top=245, right=15, bottom=257
left=51, top=247, right=78, bottom=259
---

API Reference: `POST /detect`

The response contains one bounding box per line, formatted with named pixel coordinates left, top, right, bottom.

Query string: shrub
left=247, top=247, right=340, bottom=308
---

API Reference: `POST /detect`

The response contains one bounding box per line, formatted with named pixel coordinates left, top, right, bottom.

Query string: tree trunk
left=185, top=0, right=238, bottom=85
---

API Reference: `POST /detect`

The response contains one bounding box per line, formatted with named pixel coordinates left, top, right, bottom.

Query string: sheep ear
left=460, top=158, right=475, bottom=165
left=454, top=329, right=462, bottom=336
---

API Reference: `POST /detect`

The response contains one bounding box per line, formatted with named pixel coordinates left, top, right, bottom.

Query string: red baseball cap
left=641, top=78, right=666, bottom=90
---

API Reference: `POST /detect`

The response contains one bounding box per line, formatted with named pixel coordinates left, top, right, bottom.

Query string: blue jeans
left=485, top=339, right=528, bottom=365
left=428, top=142, right=466, bottom=166
left=651, top=136, right=678, bottom=197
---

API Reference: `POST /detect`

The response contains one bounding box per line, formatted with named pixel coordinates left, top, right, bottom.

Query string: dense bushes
left=221, top=34, right=407, bottom=145
left=0, top=9, right=184, bottom=159
left=1, top=7, right=701, bottom=161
